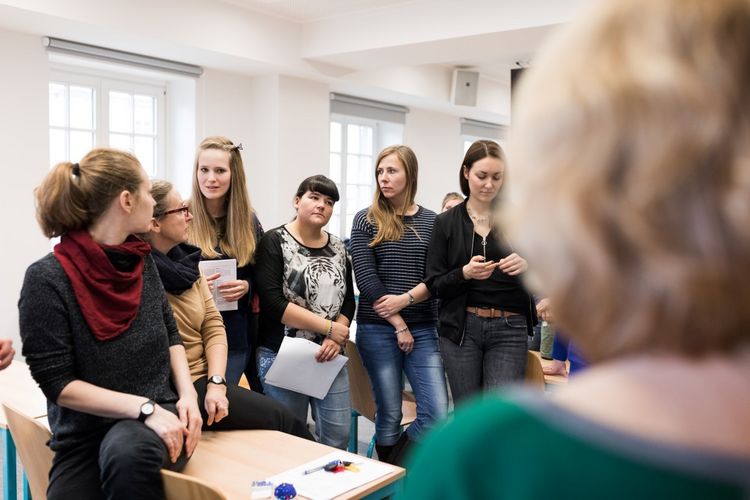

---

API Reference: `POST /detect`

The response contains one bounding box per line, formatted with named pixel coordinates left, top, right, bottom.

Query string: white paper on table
left=264, top=336, right=347, bottom=399
left=266, top=450, right=393, bottom=500
left=198, top=259, right=238, bottom=311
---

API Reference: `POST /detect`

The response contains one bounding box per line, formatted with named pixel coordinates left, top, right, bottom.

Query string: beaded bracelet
left=394, top=326, right=409, bottom=335
left=325, top=320, right=333, bottom=338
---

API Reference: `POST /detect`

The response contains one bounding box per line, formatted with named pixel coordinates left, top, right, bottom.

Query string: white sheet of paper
left=264, top=336, right=347, bottom=399
left=266, top=450, right=393, bottom=500
left=198, top=258, right=238, bottom=311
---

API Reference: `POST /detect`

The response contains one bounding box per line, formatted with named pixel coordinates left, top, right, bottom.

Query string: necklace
left=466, top=206, right=489, bottom=224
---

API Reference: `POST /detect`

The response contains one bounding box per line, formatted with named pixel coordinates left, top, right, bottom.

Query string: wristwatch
left=407, top=292, right=415, bottom=305
left=208, top=374, right=227, bottom=386
left=138, top=399, right=156, bottom=423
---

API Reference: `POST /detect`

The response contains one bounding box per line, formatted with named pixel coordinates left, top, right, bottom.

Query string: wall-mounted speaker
left=451, top=69, right=479, bottom=106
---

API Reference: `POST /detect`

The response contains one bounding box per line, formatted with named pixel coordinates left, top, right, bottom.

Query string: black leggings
left=193, top=376, right=313, bottom=439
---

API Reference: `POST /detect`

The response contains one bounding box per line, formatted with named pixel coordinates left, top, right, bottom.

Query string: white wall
left=0, top=28, right=54, bottom=353
left=404, top=108, right=463, bottom=212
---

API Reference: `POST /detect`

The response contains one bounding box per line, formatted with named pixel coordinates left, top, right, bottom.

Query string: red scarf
left=54, top=229, right=152, bottom=341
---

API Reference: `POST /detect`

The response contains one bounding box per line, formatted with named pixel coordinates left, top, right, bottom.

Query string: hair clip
left=231, top=143, right=243, bottom=152
left=71, top=163, right=81, bottom=176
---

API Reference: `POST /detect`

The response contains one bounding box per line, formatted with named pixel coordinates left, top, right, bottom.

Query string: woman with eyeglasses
left=255, top=175, right=354, bottom=449
left=144, top=180, right=313, bottom=439
left=19, top=149, right=201, bottom=499
left=426, top=140, right=537, bottom=407
left=188, top=136, right=262, bottom=385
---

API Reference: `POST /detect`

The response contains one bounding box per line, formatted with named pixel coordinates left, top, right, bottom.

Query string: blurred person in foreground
left=403, top=0, right=750, bottom=498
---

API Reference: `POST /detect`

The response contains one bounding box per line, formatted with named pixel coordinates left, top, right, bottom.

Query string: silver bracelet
left=394, top=326, right=409, bottom=335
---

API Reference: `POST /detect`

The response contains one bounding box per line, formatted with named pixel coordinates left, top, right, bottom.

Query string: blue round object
left=274, top=482, right=297, bottom=499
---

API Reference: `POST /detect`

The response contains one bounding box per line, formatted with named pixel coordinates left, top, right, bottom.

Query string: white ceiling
left=0, top=0, right=586, bottom=123
left=221, top=0, right=419, bottom=23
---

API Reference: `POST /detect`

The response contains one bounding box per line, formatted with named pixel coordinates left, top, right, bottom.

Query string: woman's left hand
left=217, top=280, right=249, bottom=302
left=204, top=384, right=229, bottom=426
left=497, top=253, right=528, bottom=276
left=315, top=338, right=341, bottom=362
left=396, top=328, right=414, bottom=354
left=176, top=394, right=203, bottom=457
left=373, top=294, right=409, bottom=318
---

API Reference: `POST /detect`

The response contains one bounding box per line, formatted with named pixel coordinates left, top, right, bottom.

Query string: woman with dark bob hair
left=426, top=139, right=537, bottom=407
left=406, top=0, right=750, bottom=497
left=19, top=149, right=201, bottom=499
left=255, top=175, right=355, bottom=449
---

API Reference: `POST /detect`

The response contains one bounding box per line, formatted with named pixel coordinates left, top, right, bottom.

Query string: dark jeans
left=226, top=349, right=248, bottom=385
left=440, top=313, right=528, bottom=407
left=193, top=376, right=313, bottom=439
left=47, top=404, right=187, bottom=500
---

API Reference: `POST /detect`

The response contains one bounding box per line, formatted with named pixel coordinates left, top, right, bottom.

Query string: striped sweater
left=350, top=206, right=438, bottom=326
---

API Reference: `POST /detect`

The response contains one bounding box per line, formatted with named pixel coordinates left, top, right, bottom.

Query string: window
left=329, top=94, right=407, bottom=239
left=329, top=119, right=376, bottom=239
left=460, top=119, right=507, bottom=153
left=49, top=70, right=166, bottom=177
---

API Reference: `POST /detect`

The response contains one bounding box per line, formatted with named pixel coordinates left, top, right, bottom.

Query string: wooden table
left=0, top=360, right=47, bottom=500
left=182, top=430, right=405, bottom=499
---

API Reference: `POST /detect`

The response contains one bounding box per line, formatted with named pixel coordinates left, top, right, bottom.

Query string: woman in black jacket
left=426, top=140, right=537, bottom=406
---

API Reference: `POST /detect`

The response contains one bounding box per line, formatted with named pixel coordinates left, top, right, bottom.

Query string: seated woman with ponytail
left=146, top=180, right=312, bottom=439
left=19, top=149, right=202, bottom=500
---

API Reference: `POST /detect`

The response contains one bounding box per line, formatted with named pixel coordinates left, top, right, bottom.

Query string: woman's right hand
left=462, top=255, right=497, bottom=280
left=315, top=338, right=342, bottom=362
left=144, top=404, right=189, bottom=463
left=328, top=322, right=350, bottom=346
left=205, top=273, right=221, bottom=292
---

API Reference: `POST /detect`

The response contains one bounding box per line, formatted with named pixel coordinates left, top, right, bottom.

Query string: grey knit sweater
left=19, top=253, right=182, bottom=451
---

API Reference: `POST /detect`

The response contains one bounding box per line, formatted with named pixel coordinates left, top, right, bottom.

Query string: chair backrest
left=162, top=469, right=227, bottom=500
left=345, top=340, right=378, bottom=421
left=525, top=350, right=546, bottom=390
left=2, top=403, right=54, bottom=500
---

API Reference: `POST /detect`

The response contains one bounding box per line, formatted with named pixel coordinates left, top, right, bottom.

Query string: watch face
left=209, top=375, right=224, bottom=384
left=142, top=402, right=155, bottom=415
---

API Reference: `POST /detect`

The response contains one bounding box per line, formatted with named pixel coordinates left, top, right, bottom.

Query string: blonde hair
left=35, top=148, right=143, bottom=238
left=187, top=136, right=257, bottom=266
left=367, top=145, right=419, bottom=247
left=507, top=0, right=750, bottom=361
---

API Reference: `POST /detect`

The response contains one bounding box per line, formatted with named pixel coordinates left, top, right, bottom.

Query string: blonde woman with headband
left=188, top=136, right=262, bottom=385
left=406, top=0, right=750, bottom=497
left=19, top=149, right=201, bottom=499
left=350, top=145, right=448, bottom=465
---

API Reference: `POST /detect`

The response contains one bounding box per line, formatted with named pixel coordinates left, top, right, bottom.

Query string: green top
left=401, top=392, right=750, bottom=499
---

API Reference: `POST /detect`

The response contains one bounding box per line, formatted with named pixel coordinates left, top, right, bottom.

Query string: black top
left=19, top=253, right=182, bottom=451
left=201, top=213, right=263, bottom=351
left=255, top=226, right=356, bottom=353
left=425, top=200, right=537, bottom=344
left=465, top=231, right=528, bottom=312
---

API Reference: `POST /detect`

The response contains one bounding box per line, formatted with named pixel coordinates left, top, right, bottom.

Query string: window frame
left=49, top=66, right=167, bottom=178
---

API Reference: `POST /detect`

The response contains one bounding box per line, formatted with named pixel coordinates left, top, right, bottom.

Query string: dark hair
left=459, top=140, right=505, bottom=196
left=295, top=175, right=340, bottom=202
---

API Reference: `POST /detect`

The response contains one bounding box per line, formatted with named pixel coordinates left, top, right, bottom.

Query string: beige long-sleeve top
left=166, top=275, right=227, bottom=381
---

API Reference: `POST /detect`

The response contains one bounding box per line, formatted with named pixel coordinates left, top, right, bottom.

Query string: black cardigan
left=425, top=200, right=537, bottom=344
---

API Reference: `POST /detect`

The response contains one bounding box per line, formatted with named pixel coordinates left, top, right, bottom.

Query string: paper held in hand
left=264, top=336, right=348, bottom=399
left=198, top=259, right=238, bottom=311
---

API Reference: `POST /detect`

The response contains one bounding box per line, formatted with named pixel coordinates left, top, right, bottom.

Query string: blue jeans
left=226, top=349, right=248, bottom=386
left=256, top=346, right=351, bottom=449
left=440, top=313, right=528, bottom=407
left=356, top=322, right=448, bottom=446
